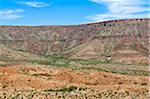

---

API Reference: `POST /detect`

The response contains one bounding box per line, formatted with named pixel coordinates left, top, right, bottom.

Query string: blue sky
left=0, top=0, right=149, bottom=25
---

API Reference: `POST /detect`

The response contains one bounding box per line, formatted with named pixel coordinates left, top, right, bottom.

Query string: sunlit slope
left=0, top=44, right=52, bottom=66
left=0, top=18, right=149, bottom=64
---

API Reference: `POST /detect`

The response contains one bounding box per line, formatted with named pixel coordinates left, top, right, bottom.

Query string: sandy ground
left=0, top=64, right=149, bottom=99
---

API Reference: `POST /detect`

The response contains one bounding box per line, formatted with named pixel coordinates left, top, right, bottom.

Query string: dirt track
left=0, top=64, right=149, bottom=98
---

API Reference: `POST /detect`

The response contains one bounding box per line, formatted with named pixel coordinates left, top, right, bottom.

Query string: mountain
left=0, top=18, right=149, bottom=64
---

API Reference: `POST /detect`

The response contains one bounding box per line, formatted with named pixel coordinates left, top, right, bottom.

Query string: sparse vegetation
left=44, top=86, right=78, bottom=92
left=0, top=19, right=149, bottom=98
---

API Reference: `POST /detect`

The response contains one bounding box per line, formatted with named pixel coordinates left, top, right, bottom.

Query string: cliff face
left=0, top=18, right=149, bottom=63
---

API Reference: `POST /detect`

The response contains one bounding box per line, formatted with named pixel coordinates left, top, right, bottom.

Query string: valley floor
left=0, top=63, right=149, bottom=99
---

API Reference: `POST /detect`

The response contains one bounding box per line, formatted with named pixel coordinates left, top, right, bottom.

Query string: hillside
left=0, top=18, right=149, bottom=64
left=0, top=18, right=149, bottom=98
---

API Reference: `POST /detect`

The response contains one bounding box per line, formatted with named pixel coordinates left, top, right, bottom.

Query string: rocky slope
left=0, top=18, right=149, bottom=64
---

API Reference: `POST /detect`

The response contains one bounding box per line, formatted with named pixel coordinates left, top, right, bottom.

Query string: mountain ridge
left=0, top=18, right=149, bottom=27
left=0, top=18, right=149, bottom=64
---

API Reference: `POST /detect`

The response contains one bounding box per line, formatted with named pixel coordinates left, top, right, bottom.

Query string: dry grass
left=0, top=64, right=149, bottom=98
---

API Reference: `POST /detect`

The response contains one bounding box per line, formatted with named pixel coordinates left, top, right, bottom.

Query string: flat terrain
left=0, top=63, right=149, bottom=99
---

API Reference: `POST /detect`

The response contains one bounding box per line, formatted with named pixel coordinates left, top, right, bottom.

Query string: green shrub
left=44, top=86, right=78, bottom=92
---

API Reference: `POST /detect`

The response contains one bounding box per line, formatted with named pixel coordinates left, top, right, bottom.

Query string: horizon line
left=0, top=18, right=149, bottom=27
